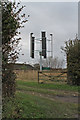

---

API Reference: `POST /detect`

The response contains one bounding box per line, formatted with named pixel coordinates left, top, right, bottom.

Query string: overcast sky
left=15, top=2, right=78, bottom=67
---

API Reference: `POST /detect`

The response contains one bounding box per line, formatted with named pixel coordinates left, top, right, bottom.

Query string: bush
left=2, top=1, right=28, bottom=97
left=62, top=38, right=80, bottom=85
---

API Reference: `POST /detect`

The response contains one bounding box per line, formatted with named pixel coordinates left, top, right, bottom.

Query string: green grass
left=17, top=80, right=79, bottom=92
left=3, top=80, right=79, bottom=118
left=17, top=84, right=64, bottom=96
left=3, top=91, right=78, bottom=118
left=17, top=84, right=78, bottom=97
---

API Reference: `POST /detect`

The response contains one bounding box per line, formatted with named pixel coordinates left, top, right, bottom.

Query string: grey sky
left=16, top=2, right=78, bottom=67
left=78, top=1, right=80, bottom=39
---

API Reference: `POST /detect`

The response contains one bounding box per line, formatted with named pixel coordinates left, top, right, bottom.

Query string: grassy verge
left=3, top=91, right=78, bottom=118
left=16, top=80, right=80, bottom=92
left=3, top=80, right=79, bottom=118
left=17, top=84, right=78, bottom=97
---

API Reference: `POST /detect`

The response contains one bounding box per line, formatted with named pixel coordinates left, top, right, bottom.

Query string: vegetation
left=62, top=37, right=80, bottom=85
left=41, top=56, right=64, bottom=69
left=2, top=1, right=80, bottom=119
left=3, top=80, right=79, bottom=118
left=2, top=1, right=28, bottom=97
left=17, top=80, right=79, bottom=92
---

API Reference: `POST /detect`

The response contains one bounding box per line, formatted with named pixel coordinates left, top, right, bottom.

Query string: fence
left=14, top=69, right=67, bottom=83
left=38, top=69, right=67, bottom=83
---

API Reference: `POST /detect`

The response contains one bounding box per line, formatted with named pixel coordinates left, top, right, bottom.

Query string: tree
left=62, top=37, right=80, bottom=85
left=2, top=1, right=29, bottom=97
left=41, top=57, right=64, bottom=69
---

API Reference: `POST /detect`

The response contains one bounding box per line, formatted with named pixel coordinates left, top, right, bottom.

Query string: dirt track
left=17, top=88, right=78, bottom=103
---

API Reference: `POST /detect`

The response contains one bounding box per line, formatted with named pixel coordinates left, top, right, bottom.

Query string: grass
left=3, top=80, right=79, bottom=119
left=16, top=80, right=79, bottom=92
left=17, top=84, right=78, bottom=97
left=3, top=91, right=78, bottom=118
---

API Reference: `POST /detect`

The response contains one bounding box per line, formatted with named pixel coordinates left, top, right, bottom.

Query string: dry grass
left=14, top=70, right=38, bottom=82
left=14, top=70, right=67, bottom=83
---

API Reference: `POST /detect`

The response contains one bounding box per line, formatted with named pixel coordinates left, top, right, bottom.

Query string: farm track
left=17, top=85, right=79, bottom=97
left=17, top=86, right=79, bottom=103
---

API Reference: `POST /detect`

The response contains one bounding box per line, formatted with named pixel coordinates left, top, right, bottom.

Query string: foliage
left=62, top=37, right=80, bottom=85
left=2, top=1, right=28, bottom=97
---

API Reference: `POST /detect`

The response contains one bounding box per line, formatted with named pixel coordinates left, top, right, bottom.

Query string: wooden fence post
left=38, top=71, right=39, bottom=84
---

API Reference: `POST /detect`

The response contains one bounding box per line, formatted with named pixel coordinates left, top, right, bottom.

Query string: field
left=3, top=70, right=80, bottom=119
left=15, top=70, right=38, bottom=82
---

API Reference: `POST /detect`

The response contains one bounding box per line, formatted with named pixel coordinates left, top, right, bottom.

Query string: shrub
left=62, top=37, right=80, bottom=85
